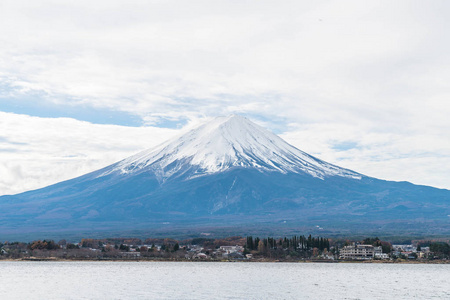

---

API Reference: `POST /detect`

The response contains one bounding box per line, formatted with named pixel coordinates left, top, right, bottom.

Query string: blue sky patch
left=0, top=96, right=143, bottom=127
left=332, top=141, right=359, bottom=152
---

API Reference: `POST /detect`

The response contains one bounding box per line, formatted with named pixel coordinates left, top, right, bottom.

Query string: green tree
left=246, top=236, right=254, bottom=250
left=119, top=244, right=130, bottom=251
left=67, top=244, right=79, bottom=249
left=430, top=242, right=450, bottom=258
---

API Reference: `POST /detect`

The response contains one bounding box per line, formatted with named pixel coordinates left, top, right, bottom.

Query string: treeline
left=77, top=236, right=245, bottom=249
left=244, top=235, right=332, bottom=260
left=29, top=240, right=60, bottom=250
left=246, top=235, right=330, bottom=251
left=430, top=242, right=450, bottom=258
left=0, top=236, right=247, bottom=260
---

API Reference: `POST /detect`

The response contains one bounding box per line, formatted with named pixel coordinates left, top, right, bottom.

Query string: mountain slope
left=0, top=115, right=449, bottom=240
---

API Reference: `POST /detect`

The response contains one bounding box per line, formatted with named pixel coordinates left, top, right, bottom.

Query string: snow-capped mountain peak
left=104, top=115, right=361, bottom=180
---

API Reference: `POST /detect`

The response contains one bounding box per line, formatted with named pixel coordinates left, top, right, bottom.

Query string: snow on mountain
left=102, top=115, right=361, bottom=181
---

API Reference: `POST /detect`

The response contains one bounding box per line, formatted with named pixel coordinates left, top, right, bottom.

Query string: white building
left=340, top=243, right=383, bottom=260
left=374, top=252, right=389, bottom=259
left=219, top=245, right=244, bottom=254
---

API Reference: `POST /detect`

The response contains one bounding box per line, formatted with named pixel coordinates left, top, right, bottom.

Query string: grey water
left=0, top=261, right=449, bottom=299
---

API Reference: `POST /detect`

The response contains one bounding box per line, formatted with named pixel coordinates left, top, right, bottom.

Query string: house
left=219, top=245, right=244, bottom=254
left=121, top=252, right=140, bottom=258
left=194, top=253, right=208, bottom=259
left=392, top=245, right=416, bottom=252
left=374, top=252, right=389, bottom=259
left=407, top=253, right=417, bottom=260
left=188, top=245, right=204, bottom=252
left=227, top=252, right=245, bottom=260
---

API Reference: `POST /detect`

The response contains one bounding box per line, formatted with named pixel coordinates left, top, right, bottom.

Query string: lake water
left=0, top=261, right=449, bottom=299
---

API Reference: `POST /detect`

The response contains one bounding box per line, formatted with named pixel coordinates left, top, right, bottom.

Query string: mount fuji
left=1, top=115, right=449, bottom=240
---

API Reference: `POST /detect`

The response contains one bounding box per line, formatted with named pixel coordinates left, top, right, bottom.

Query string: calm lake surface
left=0, top=261, right=449, bottom=299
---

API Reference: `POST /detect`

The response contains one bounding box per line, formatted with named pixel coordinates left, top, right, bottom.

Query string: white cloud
left=281, top=123, right=450, bottom=190
left=0, top=0, right=450, bottom=190
left=3, top=0, right=447, bottom=117
left=0, top=112, right=177, bottom=195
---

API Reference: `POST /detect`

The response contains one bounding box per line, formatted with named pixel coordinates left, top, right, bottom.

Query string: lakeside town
left=1, top=235, right=449, bottom=262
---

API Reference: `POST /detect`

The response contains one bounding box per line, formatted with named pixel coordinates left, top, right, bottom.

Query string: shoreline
left=1, top=258, right=449, bottom=264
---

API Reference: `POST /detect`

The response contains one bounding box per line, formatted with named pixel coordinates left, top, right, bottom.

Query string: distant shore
left=1, top=257, right=449, bottom=264
left=2, top=236, right=449, bottom=263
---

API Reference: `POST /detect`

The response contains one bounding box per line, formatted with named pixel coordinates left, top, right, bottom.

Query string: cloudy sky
left=1, top=0, right=450, bottom=195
